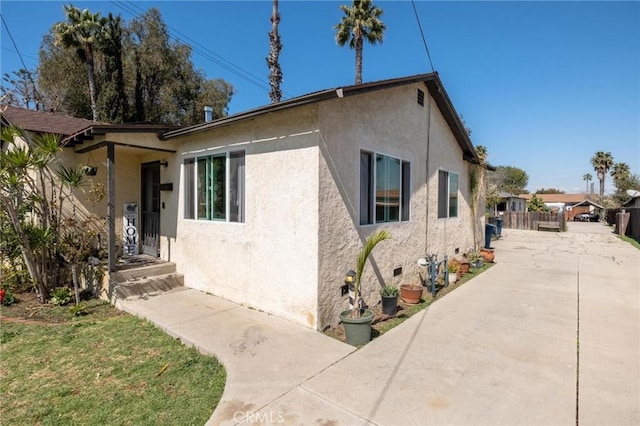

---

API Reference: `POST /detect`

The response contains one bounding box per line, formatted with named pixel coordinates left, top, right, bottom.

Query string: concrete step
left=112, top=273, right=184, bottom=301
left=111, top=262, right=177, bottom=283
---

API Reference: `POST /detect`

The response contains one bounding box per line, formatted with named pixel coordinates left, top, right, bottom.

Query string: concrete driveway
left=118, top=225, right=639, bottom=425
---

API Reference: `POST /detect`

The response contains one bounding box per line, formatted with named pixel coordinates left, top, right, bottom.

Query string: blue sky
left=1, top=1, right=639, bottom=193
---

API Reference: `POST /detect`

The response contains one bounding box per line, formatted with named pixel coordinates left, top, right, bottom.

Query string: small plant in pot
left=82, top=165, right=98, bottom=176
left=340, top=230, right=391, bottom=346
left=447, top=260, right=458, bottom=284
left=469, top=248, right=484, bottom=268
left=380, top=282, right=399, bottom=316
left=400, top=259, right=426, bottom=304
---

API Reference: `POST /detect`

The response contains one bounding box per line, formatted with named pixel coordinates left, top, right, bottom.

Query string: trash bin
left=485, top=223, right=496, bottom=249
left=495, top=218, right=503, bottom=238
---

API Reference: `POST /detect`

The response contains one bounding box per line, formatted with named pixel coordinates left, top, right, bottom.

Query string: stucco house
left=494, top=191, right=527, bottom=214
left=1, top=72, right=485, bottom=330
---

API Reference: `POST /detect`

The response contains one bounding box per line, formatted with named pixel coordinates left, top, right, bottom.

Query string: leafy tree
left=487, top=165, right=529, bottom=195
left=266, top=0, right=283, bottom=103
left=53, top=5, right=105, bottom=121
left=96, top=13, right=128, bottom=123
left=536, top=188, right=564, bottom=194
left=590, top=151, right=614, bottom=202
left=1, top=69, right=43, bottom=110
left=528, top=194, right=549, bottom=212
left=335, top=0, right=386, bottom=85
left=582, top=173, right=592, bottom=194
left=612, top=164, right=640, bottom=206
left=38, top=32, right=92, bottom=118
left=37, top=6, right=233, bottom=125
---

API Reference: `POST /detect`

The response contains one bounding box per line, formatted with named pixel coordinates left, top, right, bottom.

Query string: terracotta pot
left=400, top=284, right=423, bottom=304
left=458, top=262, right=470, bottom=275
left=480, top=248, right=495, bottom=263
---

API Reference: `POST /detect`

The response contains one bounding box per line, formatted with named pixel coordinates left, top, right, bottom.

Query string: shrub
left=1, top=289, right=16, bottom=306
left=50, top=287, right=73, bottom=306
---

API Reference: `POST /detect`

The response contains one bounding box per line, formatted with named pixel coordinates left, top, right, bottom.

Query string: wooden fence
left=490, top=211, right=566, bottom=231
left=606, top=208, right=640, bottom=242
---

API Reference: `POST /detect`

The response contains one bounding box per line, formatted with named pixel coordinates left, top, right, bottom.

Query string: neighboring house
left=623, top=192, right=640, bottom=208
left=521, top=193, right=601, bottom=220
left=1, top=72, right=485, bottom=330
left=494, top=192, right=527, bottom=214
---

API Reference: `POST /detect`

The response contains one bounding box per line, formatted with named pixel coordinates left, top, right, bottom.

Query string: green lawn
left=0, top=314, right=225, bottom=425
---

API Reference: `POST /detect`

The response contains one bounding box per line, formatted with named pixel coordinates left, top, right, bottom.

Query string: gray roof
left=161, top=72, right=482, bottom=164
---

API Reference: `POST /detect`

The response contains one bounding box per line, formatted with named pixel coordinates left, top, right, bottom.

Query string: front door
left=141, top=161, right=160, bottom=257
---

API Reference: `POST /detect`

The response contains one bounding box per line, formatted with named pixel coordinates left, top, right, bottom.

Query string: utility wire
left=411, top=0, right=435, bottom=72
left=0, top=14, right=43, bottom=107
left=111, top=1, right=288, bottom=98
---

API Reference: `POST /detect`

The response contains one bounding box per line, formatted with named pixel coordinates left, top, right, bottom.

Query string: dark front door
left=141, top=161, right=160, bottom=257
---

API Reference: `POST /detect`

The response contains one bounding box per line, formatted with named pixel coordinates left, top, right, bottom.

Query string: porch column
left=107, top=143, right=116, bottom=272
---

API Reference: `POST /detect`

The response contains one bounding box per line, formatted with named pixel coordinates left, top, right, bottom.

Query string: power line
left=0, top=14, right=43, bottom=107
left=410, top=0, right=435, bottom=73
left=110, top=1, right=287, bottom=99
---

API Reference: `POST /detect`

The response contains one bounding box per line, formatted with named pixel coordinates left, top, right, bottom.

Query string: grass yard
left=0, top=303, right=225, bottom=426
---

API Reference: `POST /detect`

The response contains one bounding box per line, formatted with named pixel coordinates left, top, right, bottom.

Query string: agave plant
left=351, top=229, right=391, bottom=318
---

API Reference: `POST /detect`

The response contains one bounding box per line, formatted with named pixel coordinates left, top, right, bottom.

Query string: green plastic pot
left=340, top=309, right=374, bottom=346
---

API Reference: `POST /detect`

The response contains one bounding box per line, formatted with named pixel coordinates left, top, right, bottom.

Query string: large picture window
left=438, top=170, right=459, bottom=218
left=184, top=151, right=245, bottom=222
left=360, top=151, right=410, bottom=225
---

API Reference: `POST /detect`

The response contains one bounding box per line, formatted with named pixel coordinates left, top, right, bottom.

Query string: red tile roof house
left=521, top=193, right=603, bottom=220
left=1, top=72, right=487, bottom=330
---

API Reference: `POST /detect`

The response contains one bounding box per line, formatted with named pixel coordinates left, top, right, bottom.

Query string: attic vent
left=417, top=89, right=425, bottom=106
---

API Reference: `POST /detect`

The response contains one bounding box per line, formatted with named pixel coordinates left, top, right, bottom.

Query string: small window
left=360, top=151, right=410, bottom=225
left=184, top=151, right=245, bottom=222
left=417, top=89, right=425, bottom=106
left=438, top=170, right=459, bottom=219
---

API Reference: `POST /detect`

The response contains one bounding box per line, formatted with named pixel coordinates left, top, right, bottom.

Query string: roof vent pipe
left=204, top=106, right=214, bottom=123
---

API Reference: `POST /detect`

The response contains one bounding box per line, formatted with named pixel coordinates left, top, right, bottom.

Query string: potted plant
left=400, top=259, right=425, bottom=304
left=340, top=230, right=391, bottom=346
left=447, top=260, right=458, bottom=284
left=380, top=282, right=399, bottom=316
left=82, top=165, right=98, bottom=176
left=469, top=248, right=484, bottom=268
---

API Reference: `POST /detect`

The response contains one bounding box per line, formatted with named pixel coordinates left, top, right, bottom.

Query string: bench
left=536, top=221, right=561, bottom=232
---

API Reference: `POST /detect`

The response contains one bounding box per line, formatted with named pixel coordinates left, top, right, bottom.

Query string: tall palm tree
left=582, top=173, right=592, bottom=194
left=590, top=151, right=614, bottom=202
left=611, top=162, right=630, bottom=187
left=335, top=0, right=386, bottom=85
left=266, top=0, right=283, bottom=103
left=54, top=5, right=105, bottom=121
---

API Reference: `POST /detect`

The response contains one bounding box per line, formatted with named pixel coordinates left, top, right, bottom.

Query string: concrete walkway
left=117, top=223, right=639, bottom=425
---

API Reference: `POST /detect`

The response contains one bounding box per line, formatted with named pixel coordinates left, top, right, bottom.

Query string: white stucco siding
left=425, top=101, right=476, bottom=256
left=316, top=84, right=477, bottom=328
left=172, top=106, right=321, bottom=329
left=316, top=84, right=432, bottom=328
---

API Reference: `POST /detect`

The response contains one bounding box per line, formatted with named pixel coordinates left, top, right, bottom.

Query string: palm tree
left=335, top=0, right=386, bottom=85
left=590, top=151, right=614, bottom=202
left=582, top=173, right=592, bottom=194
left=266, top=0, right=283, bottom=103
left=54, top=5, right=105, bottom=121
left=611, top=162, right=630, bottom=187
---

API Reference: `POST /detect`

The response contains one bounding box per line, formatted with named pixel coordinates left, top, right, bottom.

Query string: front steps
left=110, top=261, right=183, bottom=301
